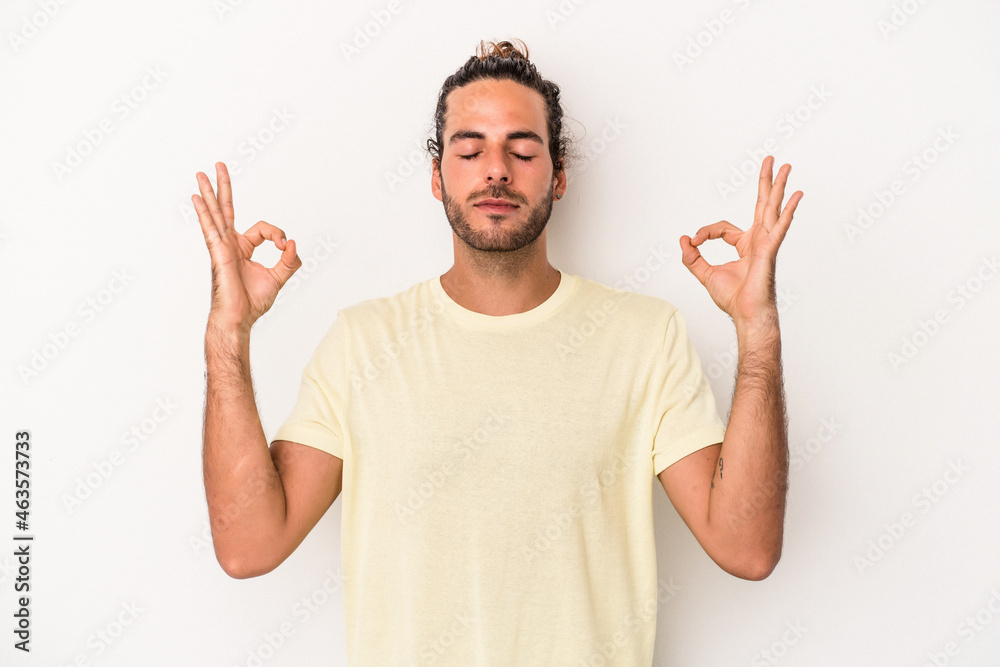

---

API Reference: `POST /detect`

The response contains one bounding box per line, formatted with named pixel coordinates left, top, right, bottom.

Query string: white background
left=3, top=0, right=999, bottom=665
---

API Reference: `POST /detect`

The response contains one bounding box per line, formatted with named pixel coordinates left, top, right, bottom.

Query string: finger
left=244, top=220, right=287, bottom=249
left=216, top=162, right=235, bottom=229
left=754, top=156, right=774, bottom=230
left=192, top=194, right=225, bottom=249
left=196, top=171, right=226, bottom=235
left=692, top=220, right=743, bottom=247
left=270, top=238, right=303, bottom=287
left=765, top=163, right=791, bottom=232
left=772, top=190, right=803, bottom=246
left=679, top=235, right=712, bottom=286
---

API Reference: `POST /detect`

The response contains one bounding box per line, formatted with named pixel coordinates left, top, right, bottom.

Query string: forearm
left=203, top=319, right=287, bottom=577
left=706, top=311, right=788, bottom=578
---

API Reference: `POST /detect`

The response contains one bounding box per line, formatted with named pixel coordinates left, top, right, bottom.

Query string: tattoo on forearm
left=711, top=457, right=723, bottom=489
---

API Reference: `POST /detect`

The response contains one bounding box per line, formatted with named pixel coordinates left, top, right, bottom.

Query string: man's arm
left=204, top=321, right=343, bottom=579
left=660, top=156, right=801, bottom=580
left=658, top=312, right=787, bottom=581
left=194, top=161, right=341, bottom=579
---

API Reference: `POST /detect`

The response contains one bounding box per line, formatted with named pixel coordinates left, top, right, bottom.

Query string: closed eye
left=459, top=152, right=534, bottom=162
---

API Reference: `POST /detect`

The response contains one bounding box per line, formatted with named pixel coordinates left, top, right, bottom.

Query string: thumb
left=679, top=235, right=710, bottom=286
left=271, top=238, right=303, bottom=287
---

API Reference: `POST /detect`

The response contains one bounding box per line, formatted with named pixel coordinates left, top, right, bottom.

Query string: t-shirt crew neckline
left=430, top=269, right=577, bottom=331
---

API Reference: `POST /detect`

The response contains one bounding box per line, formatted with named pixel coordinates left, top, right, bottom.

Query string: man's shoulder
left=570, top=273, right=681, bottom=325
left=335, top=276, right=434, bottom=328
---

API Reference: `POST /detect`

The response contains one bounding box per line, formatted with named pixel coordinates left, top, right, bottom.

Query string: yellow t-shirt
left=272, top=269, right=726, bottom=666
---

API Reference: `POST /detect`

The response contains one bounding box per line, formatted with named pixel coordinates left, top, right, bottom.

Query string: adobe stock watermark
left=751, top=620, right=809, bottom=666
left=0, top=554, right=18, bottom=587
left=339, top=0, right=407, bottom=63
left=254, top=234, right=340, bottom=324
left=213, top=0, right=255, bottom=20
left=349, top=292, right=448, bottom=392
left=7, top=0, right=74, bottom=54
left=789, top=416, right=842, bottom=472
left=887, top=253, right=998, bottom=372
left=385, top=137, right=431, bottom=192
left=843, top=126, right=958, bottom=244
left=178, top=107, right=296, bottom=225
left=51, top=65, right=168, bottom=182
left=393, top=408, right=508, bottom=523
left=877, top=0, right=932, bottom=40
left=406, top=606, right=478, bottom=667
left=521, top=446, right=645, bottom=564
left=190, top=438, right=316, bottom=557
left=226, top=107, right=296, bottom=177
left=672, top=0, right=756, bottom=72
left=17, top=269, right=134, bottom=385
left=545, top=0, right=592, bottom=29
left=60, top=397, right=177, bottom=515
left=853, top=458, right=970, bottom=575
left=564, top=116, right=627, bottom=189
left=716, top=85, right=833, bottom=202
left=555, top=245, right=672, bottom=361
left=234, top=568, right=344, bottom=667
left=576, top=577, right=682, bottom=666
left=57, top=600, right=144, bottom=666
left=703, top=286, right=799, bottom=381
left=920, top=587, right=1000, bottom=666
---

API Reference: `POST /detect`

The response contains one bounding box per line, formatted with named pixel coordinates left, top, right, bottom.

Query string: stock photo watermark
left=545, top=0, right=593, bottom=29
left=877, top=0, right=933, bottom=40
left=339, top=0, right=407, bottom=63
left=18, top=269, right=134, bottom=385
left=919, top=587, right=1000, bottom=666
left=671, top=0, right=757, bottom=72
left=61, top=398, right=177, bottom=514
left=7, top=0, right=74, bottom=53
left=843, top=126, right=958, bottom=245
left=51, top=66, right=168, bottom=182
left=577, top=577, right=682, bottom=666
left=234, top=568, right=344, bottom=667
left=853, top=458, right=970, bottom=575
left=716, top=86, right=833, bottom=202
left=393, top=408, right=508, bottom=523
left=887, top=253, right=998, bottom=372
left=750, top=620, right=809, bottom=666
left=58, top=600, right=144, bottom=666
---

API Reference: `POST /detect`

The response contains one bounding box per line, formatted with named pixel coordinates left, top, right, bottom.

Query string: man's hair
left=426, top=39, right=575, bottom=174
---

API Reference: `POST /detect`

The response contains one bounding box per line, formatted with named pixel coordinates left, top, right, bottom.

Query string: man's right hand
left=193, top=162, right=302, bottom=332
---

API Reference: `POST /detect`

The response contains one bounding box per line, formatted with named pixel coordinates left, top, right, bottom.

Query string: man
left=194, top=39, right=802, bottom=666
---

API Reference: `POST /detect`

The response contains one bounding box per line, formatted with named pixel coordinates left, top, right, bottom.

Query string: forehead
left=443, top=79, right=547, bottom=142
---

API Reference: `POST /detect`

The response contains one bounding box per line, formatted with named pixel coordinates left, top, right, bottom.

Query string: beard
left=441, top=176, right=554, bottom=253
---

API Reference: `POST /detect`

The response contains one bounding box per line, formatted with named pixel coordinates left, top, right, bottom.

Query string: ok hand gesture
left=680, top=156, right=803, bottom=327
left=192, top=162, right=302, bottom=333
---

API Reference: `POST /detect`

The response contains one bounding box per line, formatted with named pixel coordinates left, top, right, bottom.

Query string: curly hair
left=425, top=39, right=575, bottom=174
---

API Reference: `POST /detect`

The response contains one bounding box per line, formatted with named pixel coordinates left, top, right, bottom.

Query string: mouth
left=475, top=198, right=519, bottom=213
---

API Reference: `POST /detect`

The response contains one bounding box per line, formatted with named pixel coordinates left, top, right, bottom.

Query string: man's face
left=431, top=78, right=564, bottom=252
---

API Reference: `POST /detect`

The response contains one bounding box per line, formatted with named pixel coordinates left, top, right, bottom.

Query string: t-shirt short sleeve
left=271, top=311, right=349, bottom=460
left=650, top=308, right=727, bottom=475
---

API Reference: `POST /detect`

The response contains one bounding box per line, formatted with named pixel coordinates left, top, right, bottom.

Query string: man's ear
left=553, top=165, right=567, bottom=200
left=431, top=156, right=443, bottom=202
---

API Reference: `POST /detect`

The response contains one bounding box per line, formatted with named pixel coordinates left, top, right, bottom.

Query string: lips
left=475, top=198, right=518, bottom=208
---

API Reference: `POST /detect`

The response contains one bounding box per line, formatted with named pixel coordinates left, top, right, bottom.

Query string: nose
left=484, top=150, right=511, bottom=183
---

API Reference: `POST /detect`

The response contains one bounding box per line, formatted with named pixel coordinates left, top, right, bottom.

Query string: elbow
left=216, top=549, right=277, bottom=580
left=739, top=550, right=781, bottom=581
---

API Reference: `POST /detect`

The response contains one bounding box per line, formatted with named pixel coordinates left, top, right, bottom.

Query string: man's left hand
left=680, top=156, right=803, bottom=326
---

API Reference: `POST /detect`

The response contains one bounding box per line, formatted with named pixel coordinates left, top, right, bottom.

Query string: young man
left=194, top=39, right=802, bottom=666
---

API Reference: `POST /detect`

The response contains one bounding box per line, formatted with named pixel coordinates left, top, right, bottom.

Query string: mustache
left=470, top=187, right=524, bottom=204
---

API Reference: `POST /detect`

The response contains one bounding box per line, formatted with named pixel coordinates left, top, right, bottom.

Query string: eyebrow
left=447, top=129, right=545, bottom=147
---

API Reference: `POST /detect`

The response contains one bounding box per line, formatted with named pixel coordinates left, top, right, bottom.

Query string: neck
left=440, top=234, right=560, bottom=316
